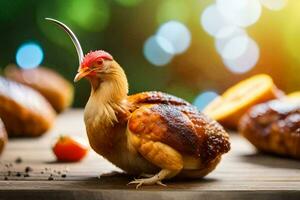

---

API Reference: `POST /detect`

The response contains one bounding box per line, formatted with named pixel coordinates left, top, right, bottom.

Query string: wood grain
left=0, top=109, right=299, bottom=200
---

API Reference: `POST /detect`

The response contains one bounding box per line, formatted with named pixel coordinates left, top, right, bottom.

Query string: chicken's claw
left=127, top=169, right=173, bottom=188
left=128, top=178, right=166, bottom=189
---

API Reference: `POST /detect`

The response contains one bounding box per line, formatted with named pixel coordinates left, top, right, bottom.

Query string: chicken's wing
left=127, top=103, right=230, bottom=187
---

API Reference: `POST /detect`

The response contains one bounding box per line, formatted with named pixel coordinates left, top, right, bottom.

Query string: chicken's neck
left=84, top=62, right=129, bottom=154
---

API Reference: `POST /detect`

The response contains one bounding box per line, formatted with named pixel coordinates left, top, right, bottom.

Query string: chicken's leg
left=127, top=132, right=184, bottom=188
left=128, top=169, right=171, bottom=188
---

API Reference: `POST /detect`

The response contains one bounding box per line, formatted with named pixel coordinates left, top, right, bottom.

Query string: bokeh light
left=143, top=36, right=174, bottom=66
left=157, top=21, right=191, bottom=54
left=223, top=37, right=259, bottom=74
left=0, top=0, right=296, bottom=108
left=215, top=26, right=247, bottom=54
left=144, top=20, right=191, bottom=66
left=201, top=0, right=264, bottom=75
left=193, top=91, right=219, bottom=111
left=201, top=4, right=230, bottom=37
left=216, top=0, right=262, bottom=27
left=260, top=0, right=288, bottom=11
left=221, top=35, right=249, bottom=60
left=16, top=42, right=44, bottom=69
left=114, top=0, right=143, bottom=7
left=66, top=0, right=110, bottom=32
left=156, top=0, right=190, bottom=24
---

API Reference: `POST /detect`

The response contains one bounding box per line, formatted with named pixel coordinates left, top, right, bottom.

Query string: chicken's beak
left=74, top=68, right=90, bottom=82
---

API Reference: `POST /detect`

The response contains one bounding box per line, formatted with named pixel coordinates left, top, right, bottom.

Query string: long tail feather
left=45, top=18, right=84, bottom=70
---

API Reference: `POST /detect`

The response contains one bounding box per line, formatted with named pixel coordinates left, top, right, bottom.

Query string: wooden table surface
left=0, top=109, right=299, bottom=200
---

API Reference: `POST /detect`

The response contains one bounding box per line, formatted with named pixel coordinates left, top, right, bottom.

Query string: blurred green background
left=0, top=0, right=299, bottom=108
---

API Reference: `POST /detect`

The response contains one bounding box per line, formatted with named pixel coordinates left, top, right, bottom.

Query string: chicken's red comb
left=81, top=50, right=113, bottom=68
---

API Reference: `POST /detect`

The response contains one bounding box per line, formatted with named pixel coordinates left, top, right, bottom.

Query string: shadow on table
left=240, top=152, right=300, bottom=169
left=97, top=171, right=218, bottom=188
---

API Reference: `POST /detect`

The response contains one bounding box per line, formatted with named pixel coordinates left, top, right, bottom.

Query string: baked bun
left=239, top=99, right=300, bottom=159
left=0, top=77, right=56, bottom=137
left=5, top=65, right=74, bottom=113
left=0, top=118, right=7, bottom=154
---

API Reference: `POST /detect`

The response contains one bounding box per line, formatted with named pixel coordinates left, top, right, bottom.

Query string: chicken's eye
left=96, top=60, right=103, bottom=65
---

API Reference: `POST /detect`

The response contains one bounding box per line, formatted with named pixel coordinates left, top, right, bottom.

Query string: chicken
left=46, top=18, right=230, bottom=187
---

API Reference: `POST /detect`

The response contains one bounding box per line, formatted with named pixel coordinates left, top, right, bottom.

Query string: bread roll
left=5, top=65, right=74, bottom=113
left=0, top=118, right=7, bottom=154
left=0, top=76, right=56, bottom=137
left=239, top=99, right=300, bottom=159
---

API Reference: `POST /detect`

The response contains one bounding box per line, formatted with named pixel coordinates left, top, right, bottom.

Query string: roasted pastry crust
left=239, top=99, right=300, bottom=159
left=0, top=77, right=56, bottom=137
left=5, top=65, right=74, bottom=113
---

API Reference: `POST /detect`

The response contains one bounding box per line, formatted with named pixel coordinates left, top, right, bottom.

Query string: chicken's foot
left=128, top=169, right=173, bottom=188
